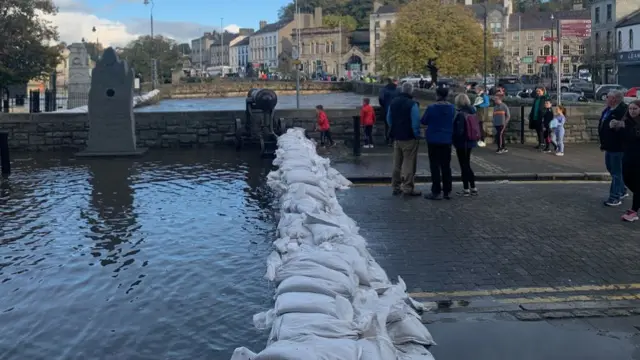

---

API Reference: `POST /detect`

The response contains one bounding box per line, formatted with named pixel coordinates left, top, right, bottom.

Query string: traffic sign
left=560, top=19, right=592, bottom=38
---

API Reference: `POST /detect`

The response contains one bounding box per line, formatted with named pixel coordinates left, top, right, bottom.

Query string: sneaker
left=477, top=141, right=486, bottom=147
left=501, top=148, right=508, bottom=153
left=403, top=190, right=422, bottom=197
left=495, top=149, right=502, bottom=154
left=443, top=193, right=451, bottom=200
left=470, top=188, right=479, bottom=196
left=621, top=193, right=630, bottom=199
left=604, top=199, right=623, bottom=207
left=457, top=189, right=471, bottom=197
left=370, top=144, right=374, bottom=148
left=424, top=193, right=443, bottom=200
left=622, top=210, right=639, bottom=222
left=555, top=152, right=564, bottom=156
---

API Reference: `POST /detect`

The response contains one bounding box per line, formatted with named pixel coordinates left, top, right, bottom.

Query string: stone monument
left=76, top=47, right=147, bottom=157
left=67, top=43, right=91, bottom=109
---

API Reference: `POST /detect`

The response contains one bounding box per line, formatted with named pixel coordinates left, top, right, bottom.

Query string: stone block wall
left=165, top=80, right=352, bottom=98
left=0, top=104, right=601, bottom=152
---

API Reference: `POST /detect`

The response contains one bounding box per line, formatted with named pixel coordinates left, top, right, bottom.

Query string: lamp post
left=550, top=14, right=555, bottom=95
left=483, top=1, right=488, bottom=90
left=144, top=0, right=157, bottom=90
left=220, top=17, right=224, bottom=69
left=295, top=0, right=300, bottom=109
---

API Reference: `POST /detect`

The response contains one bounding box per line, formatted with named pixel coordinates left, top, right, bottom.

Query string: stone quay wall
left=162, top=80, right=352, bottom=99
left=352, top=81, right=603, bottom=144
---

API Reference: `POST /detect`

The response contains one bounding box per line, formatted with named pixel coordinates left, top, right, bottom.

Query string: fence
left=0, top=90, right=88, bottom=113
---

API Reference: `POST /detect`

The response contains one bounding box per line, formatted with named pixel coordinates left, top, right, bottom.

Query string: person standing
left=542, top=100, right=557, bottom=153
left=554, top=105, right=567, bottom=156
left=379, top=78, right=399, bottom=146
left=492, top=95, right=510, bottom=154
left=529, top=87, right=550, bottom=149
left=387, top=82, right=421, bottom=196
left=360, top=98, right=376, bottom=148
left=599, top=90, right=628, bottom=207
left=452, top=93, right=479, bottom=196
left=315, top=105, right=334, bottom=147
left=473, top=86, right=490, bottom=147
left=611, top=100, right=640, bottom=222
left=421, top=87, right=455, bottom=200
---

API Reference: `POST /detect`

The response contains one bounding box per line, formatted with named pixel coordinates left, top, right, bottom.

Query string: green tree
left=119, top=35, right=181, bottom=84
left=322, top=15, right=358, bottom=31
left=378, top=0, right=498, bottom=76
left=278, top=0, right=411, bottom=28
left=0, top=0, right=62, bottom=87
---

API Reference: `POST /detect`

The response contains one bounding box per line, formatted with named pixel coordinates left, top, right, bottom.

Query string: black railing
left=0, top=90, right=89, bottom=113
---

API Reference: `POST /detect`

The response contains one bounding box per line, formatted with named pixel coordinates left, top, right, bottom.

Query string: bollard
left=352, top=115, right=361, bottom=157
left=2, top=99, right=8, bottom=113
left=0, top=132, right=10, bottom=177
left=520, top=106, right=525, bottom=144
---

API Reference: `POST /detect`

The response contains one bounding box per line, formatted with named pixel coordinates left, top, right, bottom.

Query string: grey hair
left=455, top=94, right=471, bottom=108
left=401, top=81, right=414, bottom=94
left=608, top=90, right=624, bottom=102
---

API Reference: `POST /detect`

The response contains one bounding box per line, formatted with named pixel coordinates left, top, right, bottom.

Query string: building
left=291, top=7, right=371, bottom=77
left=504, top=9, right=591, bottom=77
left=249, top=17, right=306, bottom=72
left=230, top=37, right=251, bottom=74
left=616, top=10, right=640, bottom=87
left=369, top=2, right=397, bottom=74
left=191, top=33, right=216, bottom=70
left=589, top=0, right=639, bottom=83
left=209, top=33, right=241, bottom=67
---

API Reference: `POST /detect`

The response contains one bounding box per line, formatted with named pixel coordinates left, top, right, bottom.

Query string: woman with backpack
left=452, top=93, right=479, bottom=196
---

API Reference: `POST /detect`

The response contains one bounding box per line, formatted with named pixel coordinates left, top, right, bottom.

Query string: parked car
left=561, top=92, right=589, bottom=103
left=624, top=87, right=639, bottom=103
left=595, top=84, right=627, bottom=101
left=568, top=79, right=595, bottom=98
left=497, top=76, right=524, bottom=97
left=400, top=74, right=431, bottom=85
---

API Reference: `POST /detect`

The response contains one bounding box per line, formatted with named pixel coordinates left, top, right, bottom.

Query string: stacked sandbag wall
left=231, top=128, right=436, bottom=360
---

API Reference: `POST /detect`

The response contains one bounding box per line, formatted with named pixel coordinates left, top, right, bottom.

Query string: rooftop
left=253, top=19, right=292, bottom=35
left=375, top=5, right=397, bottom=14
left=616, top=9, right=640, bottom=28
left=507, top=9, right=590, bottom=31
left=230, top=37, right=250, bottom=47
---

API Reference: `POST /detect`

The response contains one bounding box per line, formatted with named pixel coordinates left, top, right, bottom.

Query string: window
left=631, top=29, right=635, bottom=50
left=606, top=31, right=612, bottom=52
left=595, top=32, right=600, bottom=52
left=512, top=32, right=519, bottom=41
left=541, top=45, right=551, bottom=56
left=375, top=32, right=380, bottom=40
left=374, top=21, right=379, bottom=29
left=330, top=41, right=335, bottom=53
left=543, top=30, right=551, bottom=38
left=618, top=31, right=622, bottom=50
left=315, top=42, right=321, bottom=54
left=490, top=22, right=502, bottom=33
left=527, top=32, right=534, bottom=41
left=606, top=4, right=612, bottom=21
left=579, top=44, right=585, bottom=55
left=563, top=63, right=570, bottom=74
left=527, top=46, right=533, bottom=56
left=563, top=44, right=570, bottom=55
left=527, top=64, right=534, bottom=74
left=493, top=40, right=503, bottom=48
left=513, top=46, right=519, bottom=56
left=595, top=7, right=600, bottom=24
left=325, top=41, right=330, bottom=53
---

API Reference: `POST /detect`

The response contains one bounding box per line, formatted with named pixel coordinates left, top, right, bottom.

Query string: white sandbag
left=288, top=183, right=333, bottom=206
left=327, top=167, right=352, bottom=189
left=253, top=309, right=276, bottom=330
left=281, top=169, right=322, bottom=187
left=230, top=347, right=258, bottom=360
left=277, top=214, right=312, bottom=240
left=281, top=197, right=323, bottom=214
left=282, top=248, right=355, bottom=279
left=357, top=310, right=397, bottom=360
left=306, top=223, right=345, bottom=242
left=396, top=344, right=436, bottom=360
left=265, top=251, right=283, bottom=281
left=274, top=293, right=353, bottom=320
left=304, top=212, right=344, bottom=228
left=318, top=242, right=370, bottom=286
left=275, top=275, right=354, bottom=298
left=275, top=258, right=359, bottom=291
left=254, top=336, right=361, bottom=360
left=268, top=313, right=360, bottom=344
left=387, top=313, right=436, bottom=346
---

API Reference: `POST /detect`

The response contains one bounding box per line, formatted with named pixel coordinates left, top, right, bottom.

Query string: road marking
left=409, top=283, right=640, bottom=299
left=350, top=180, right=609, bottom=187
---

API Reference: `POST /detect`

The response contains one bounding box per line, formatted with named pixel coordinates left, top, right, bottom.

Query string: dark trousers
left=623, top=161, right=640, bottom=212
left=533, top=122, right=544, bottom=146
left=543, top=128, right=557, bottom=151
left=364, top=125, right=373, bottom=145
left=382, top=108, right=392, bottom=145
left=320, top=130, right=334, bottom=145
left=456, top=147, right=475, bottom=190
left=477, top=108, right=487, bottom=141
left=494, top=125, right=505, bottom=150
left=428, top=143, right=453, bottom=195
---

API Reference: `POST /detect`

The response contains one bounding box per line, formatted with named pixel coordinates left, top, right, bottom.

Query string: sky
left=48, top=0, right=292, bottom=47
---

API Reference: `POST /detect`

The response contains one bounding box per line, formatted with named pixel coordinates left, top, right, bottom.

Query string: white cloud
left=48, top=0, right=241, bottom=47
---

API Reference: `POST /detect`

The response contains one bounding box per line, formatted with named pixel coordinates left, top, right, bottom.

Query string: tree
left=177, top=43, right=191, bottom=55
left=322, top=15, right=358, bottom=31
left=278, top=0, right=411, bottom=28
left=0, top=0, right=62, bottom=87
left=378, top=0, right=499, bottom=76
left=119, top=35, right=181, bottom=84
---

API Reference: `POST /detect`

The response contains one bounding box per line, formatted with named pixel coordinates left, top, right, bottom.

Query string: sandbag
left=281, top=169, right=322, bottom=187
left=282, top=248, right=355, bottom=279
left=268, top=313, right=360, bottom=344
left=276, top=275, right=354, bottom=298
left=274, top=293, right=353, bottom=320
left=275, top=258, right=359, bottom=291
left=306, top=223, right=345, bottom=243
left=387, top=313, right=436, bottom=346
left=255, top=336, right=361, bottom=360
left=281, top=197, right=323, bottom=214
left=357, top=311, right=396, bottom=360
left=396, top=344, right=436, bottom=360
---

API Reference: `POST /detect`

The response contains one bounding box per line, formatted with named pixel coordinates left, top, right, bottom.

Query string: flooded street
left=136, top=92, right=379, bottom=112
left=0, top=150, right=276, bottom=359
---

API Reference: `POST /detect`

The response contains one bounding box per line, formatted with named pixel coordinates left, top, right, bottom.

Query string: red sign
left=560, top=19, right=592, bottom=38
left=536, top=56, right=547, bottom=64
left=545, top=56, right=558, bottom=64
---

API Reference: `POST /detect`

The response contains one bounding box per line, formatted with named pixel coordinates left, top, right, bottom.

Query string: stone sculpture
left=77, top=47, right=147, bottom=156
left=67, top=43, right=91, bottom=109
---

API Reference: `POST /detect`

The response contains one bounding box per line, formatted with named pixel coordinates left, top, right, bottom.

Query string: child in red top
left=360, top=98, right=376, bottom=148
left=315, top=105, right=335, bottom=147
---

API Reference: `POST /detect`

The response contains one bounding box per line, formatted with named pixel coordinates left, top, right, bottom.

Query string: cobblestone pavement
left=338, top=183, right=639, bottom=297
left=327, top=143, right=607, bottom=178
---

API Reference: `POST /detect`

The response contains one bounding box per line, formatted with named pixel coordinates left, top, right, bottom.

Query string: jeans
left=391, top=139, right=419, bottom=193
left=494, top=125, right=505, bottom=150
left=456, top=147, right=475, bottom=190
left=605, top=151, right=626, bottom=201
left=555, top=127, right=565, bottom=153
left=477, top=108, right=487, bottom=141
left=364, top=125, right=373, bottom=145
left=428, top=143, right=453, bottom=195
left=532, top=121, right=544, bottom=146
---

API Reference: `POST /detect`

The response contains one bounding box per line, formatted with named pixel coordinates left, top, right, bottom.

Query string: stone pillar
left=67, top=43, right=91, bottom=109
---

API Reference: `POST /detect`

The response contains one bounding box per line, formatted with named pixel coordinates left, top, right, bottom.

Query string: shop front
left=617, top=50, right=640, bottom=89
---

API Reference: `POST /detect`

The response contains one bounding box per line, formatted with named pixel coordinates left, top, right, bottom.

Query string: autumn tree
left=119, top=35, right=181, bottom=84
left=0, top=0, right=62, bottom=87
left=322, top=15, right=358, bottom=31
left=378, top=0, right=499, bottom=76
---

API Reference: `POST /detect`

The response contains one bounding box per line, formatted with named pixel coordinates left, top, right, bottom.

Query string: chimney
left=314, top=7, right=323, bottom=27
left=464, top=0, right=472, bottom=5
left=373, top=1, right=382, bottom=13
left=259, top=20, right=267, bottom=29
left=573, top=0, right=583, bottom=10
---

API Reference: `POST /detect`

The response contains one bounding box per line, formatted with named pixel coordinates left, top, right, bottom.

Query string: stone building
left=229, top=37, right=251, bottom=74
left=615, top=10, right=640, bottom=87
left=191, top=33, right=216, bottom=71
left=291, top=7, right=371, bottom=77
left=589, top=0, right=639, bottom=83
left=249, top=14, right=313, bottom=72
left=503, top=9, right=591, bottom=77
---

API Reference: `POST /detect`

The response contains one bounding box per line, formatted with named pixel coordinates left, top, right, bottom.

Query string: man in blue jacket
left=379, top=78, right=399, bottom=145
left=422, top=86, right=456, bottom=200
left=473, top=86, right=490, bottom=147
left=599, top=90, right=629, bottom=207
left=387, top=82, right=421, bottom=196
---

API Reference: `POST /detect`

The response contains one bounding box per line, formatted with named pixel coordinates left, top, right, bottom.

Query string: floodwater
left=0, top=150, right=277, bottom=359
left=136, top=92, right=380, bottom=112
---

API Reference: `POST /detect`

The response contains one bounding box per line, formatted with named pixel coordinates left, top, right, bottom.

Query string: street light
left=483, top=1, right=488, bottom=90
left=144, top=0, right=157, bottom=90
left=550, top=14, right=555, bottom=94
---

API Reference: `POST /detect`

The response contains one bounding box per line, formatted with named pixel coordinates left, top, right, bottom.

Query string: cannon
left=230, top=88, right=284, bottom=157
